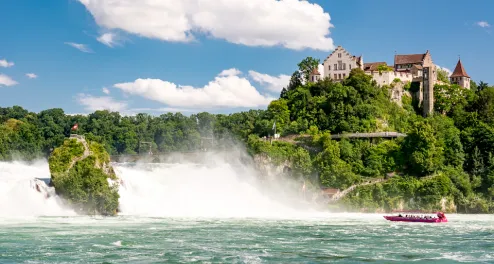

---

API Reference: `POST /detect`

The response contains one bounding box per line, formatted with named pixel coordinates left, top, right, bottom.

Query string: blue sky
left=0, top=0, right=493, bottom=115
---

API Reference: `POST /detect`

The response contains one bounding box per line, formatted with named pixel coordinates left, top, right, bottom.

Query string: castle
left=309, top=46, right=471, bottom=117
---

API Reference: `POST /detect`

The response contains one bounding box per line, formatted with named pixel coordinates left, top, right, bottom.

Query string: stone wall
left=367, top=71, right=413, bottom=86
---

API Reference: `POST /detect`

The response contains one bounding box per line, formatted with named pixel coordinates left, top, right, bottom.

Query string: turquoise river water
left=0, top=161, right=493, bottom=263
left=1, top=214, right=493, bottom=263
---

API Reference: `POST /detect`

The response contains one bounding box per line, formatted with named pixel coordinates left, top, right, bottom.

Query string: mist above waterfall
left=0, top=151, right=325, bottom=219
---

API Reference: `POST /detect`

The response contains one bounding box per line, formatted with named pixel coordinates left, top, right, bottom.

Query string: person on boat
left=398, top=214, right=403, bottom=217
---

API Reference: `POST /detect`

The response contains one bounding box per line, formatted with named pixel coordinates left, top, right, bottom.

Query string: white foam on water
left=0, top=161, right=76, bottom=218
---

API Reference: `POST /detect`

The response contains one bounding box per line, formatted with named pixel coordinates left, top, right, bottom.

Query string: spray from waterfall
left=0, top=150, right=328, bottom=219
left=0, top=161, right=76, bottom=217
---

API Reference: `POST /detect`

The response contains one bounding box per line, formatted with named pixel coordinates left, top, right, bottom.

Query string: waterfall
left=0, top=156, right=324, bottom=219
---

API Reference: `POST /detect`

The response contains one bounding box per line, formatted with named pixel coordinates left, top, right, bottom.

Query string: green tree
left=314, top=134, right=360, bottom=188
left=401, top=120, right=444, bottom=176
left=434, top=84, right=473, bottom=115
left=436, top=68, right=450, bottom=83
left=477, top=81, right=489, bottom=92
left=297, top=57, right=320, bottom=83
left=267, top=99, right=290, bottom=135
left=377, top=64, right=393, bottom=73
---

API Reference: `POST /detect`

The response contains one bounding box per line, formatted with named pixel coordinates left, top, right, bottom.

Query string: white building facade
left=323, top=46, right=363, bottom=81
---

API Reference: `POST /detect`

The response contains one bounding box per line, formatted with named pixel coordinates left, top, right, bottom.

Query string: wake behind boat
left=384, top=211, right=448, bottom=223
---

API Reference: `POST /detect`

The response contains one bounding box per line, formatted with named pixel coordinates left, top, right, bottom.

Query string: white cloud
left=219, top=68, right=242, bottom=77
left=130, top=107, right=197, bottom=114
left=76, top=93, right=128, bottom=112
left=113, top=68, right=275, bottom=108
left=0, top=59, right=14, bottom=68
left=248, top=71, right=290, bottom=93
left=78, top=0, right=334, bottom=51
left=26, top=73, right=38, bottom=79
left=477, top=21, right=491, bottom=28
left=102, top=87, right=110, bottom=94
left=66, top=113, right=89, bottom=116
left=0, top=74, right=18, bottom=87
left=97, top=32, right=118, bottom=47
left=64, top=42, right=93, bottom=53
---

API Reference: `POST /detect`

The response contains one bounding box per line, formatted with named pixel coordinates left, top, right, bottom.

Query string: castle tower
left=309, top=67, right=321, bottom=83
left=450, top=59, right=470, bottom=89
left=422, top=50, right=436, bottom=117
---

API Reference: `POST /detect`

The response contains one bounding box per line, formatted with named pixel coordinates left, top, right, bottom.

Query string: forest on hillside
left=1, top=59, right=494, bottom=212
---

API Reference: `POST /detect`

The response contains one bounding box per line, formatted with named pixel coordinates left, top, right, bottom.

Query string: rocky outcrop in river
left=48, top=135, right=119, bottom=216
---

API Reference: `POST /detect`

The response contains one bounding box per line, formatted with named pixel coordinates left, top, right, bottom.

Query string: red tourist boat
left=383, top=211, right=448, bottom=223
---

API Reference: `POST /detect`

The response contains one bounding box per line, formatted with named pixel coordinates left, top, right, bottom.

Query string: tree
left=297, top=57, right=320, bottom=83
left=474, top=87, right=494, bottom=125
left=314, top=135, right=360, bottom=189
left=434, top=84, right=474, bottom=115
left=470, top=80, right=478, bottom=91
left=285, top=71, right=303, bottom=92
left=267, top=99, right=291, bottom=135
left=401, top=120, right=444, bottom=176
left=377, top=64, right=393, bottom=73
left=436, top=68, right=450, bottom=83
left=477, top=81, right=489, bottom=92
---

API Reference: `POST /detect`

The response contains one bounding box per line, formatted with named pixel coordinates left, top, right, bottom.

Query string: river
left=0, top=160, right=493, bottom=263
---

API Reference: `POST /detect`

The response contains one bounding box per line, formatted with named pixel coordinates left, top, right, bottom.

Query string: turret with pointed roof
left=309, top=67, right=321, bottom=83
left=450, top=59, right=470, bottom=89
left=451, top=59, right=470, bottom=78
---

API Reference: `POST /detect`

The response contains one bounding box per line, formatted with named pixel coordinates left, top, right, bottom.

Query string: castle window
left=328, top=65, right=331, bottom=71
left=338, top=60, right=343, bottom=71
left=338, top=53, right=342, bottom=58
left=343, top=73, right=346, bottom=78
left=334, top=64, right=337, bottom=70
left=349, top=64, right=352, bottom=70
left=334, top=74, right=337, bottom=79
left=338, top=74, right=342, bottom=79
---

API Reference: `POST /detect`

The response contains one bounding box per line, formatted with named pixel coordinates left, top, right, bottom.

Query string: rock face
left=48, top=136, right=119, bottom=216
left=253, top=153, right=292, bottom=180
left=390, top=81, right=405, bottom=106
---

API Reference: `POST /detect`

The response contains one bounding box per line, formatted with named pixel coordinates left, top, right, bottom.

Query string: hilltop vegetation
left=1, top=63, right=494, bottom=213
left=49, top=138, right=119, bottom=216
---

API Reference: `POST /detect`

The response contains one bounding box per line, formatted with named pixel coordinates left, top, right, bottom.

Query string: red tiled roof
left=450, top=59, right=470, bottom=78
left=311, top=67, right=321, bottom=75
left=364, top=62, right=387, bottom=71
left=394, top=53, right=426, bottom=65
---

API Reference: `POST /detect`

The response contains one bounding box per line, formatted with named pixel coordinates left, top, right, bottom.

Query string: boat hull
left=383, top=216, right=447, bottom=223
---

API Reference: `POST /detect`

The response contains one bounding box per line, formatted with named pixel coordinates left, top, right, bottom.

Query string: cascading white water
left=115, top=161, right=315, bottom=218
left=0, top=161, right=76, bottom=217
left=0, top=154, right=325, bottom=219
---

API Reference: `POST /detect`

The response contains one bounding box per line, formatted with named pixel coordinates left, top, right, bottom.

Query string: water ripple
left=1, top=214, right=492, bottom=263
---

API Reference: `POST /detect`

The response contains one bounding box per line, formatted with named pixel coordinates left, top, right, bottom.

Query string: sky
left=0, top=0, right=493, bottom=115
